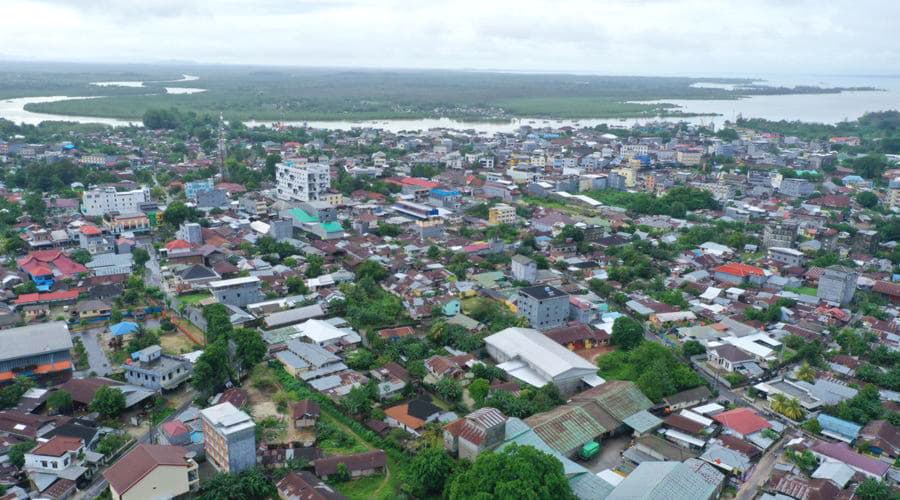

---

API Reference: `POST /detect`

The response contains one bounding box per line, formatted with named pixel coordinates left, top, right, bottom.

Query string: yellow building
left=889, top=182, right=900, bottom=208
left=488, top=204, right=516, bottom=225
left=613, top=166, right=638, bottom=188
left=320, top=192, right=343, bottom=206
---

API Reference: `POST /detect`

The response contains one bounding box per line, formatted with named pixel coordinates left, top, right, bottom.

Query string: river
left=0, top=74, right=897, bottom=133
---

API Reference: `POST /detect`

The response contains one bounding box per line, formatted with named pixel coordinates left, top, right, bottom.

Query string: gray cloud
left=4, top=0, right=899, bottom=75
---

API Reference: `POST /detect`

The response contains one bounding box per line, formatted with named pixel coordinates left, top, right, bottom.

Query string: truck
left=580, top=441, right=601, bottom=460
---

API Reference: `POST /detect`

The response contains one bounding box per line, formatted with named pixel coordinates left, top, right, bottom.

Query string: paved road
left=736, top=435, right=785, bottom=500
left=78, top=327, right=112, bottom=376
left=75, top=391, right=196, bottom=499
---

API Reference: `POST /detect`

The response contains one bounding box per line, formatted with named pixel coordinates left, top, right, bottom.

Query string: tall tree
left=611, top=316, right=644, bottom=350
left=90, top=386, right=126, bottom=418
left=404, top=447, right=457, bottom=497
left=447, top=444, right=576, bottom=500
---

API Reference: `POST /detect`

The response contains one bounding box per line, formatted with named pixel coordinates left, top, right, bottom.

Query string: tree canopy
left=447, top=444, right=576, bottom=500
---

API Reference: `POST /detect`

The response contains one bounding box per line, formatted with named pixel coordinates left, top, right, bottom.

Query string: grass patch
left=786, top=286, right=818, bottom=296
left=333, top=474, right=392, bottom=500
left=176, top=292, right=210, bottom=305
left=150, top=406, right=176, bottom=426
left=318, top=414, right=370, bottom=456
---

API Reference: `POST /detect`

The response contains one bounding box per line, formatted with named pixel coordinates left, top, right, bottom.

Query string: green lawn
left=177, top=292, right=210, bottom=305
left=786, top=286, right=818, bottom=296
left=334, top=473, right=401, bottom=500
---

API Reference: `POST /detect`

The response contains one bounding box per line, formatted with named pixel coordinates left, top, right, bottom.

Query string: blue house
left=817, top=413, right=862, bottom=443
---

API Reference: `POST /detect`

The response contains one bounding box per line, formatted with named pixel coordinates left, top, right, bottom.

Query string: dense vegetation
left=597, top=341, right=704, bottom=402
left=2, top=62, right=877, bottom=121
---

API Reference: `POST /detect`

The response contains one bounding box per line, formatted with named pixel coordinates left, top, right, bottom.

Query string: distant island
left=0, top=62, right=881, bottom=122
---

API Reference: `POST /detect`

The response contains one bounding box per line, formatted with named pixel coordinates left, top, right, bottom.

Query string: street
left=77, top=327, right=112, bottom=377
left=736, top=436, right=785, bottom=500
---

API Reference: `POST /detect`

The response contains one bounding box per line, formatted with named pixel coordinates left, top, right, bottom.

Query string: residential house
left=103, top=444, right=199, bottom=500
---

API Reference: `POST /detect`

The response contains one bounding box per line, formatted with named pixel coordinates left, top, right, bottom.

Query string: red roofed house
left=18, top=250, right=89, bottom=280
left=712, top=408, right=771, bottom=438
left=24, top=435, right=91, bottom=492
left=14, top=290, right=80, bottom=307
left=103, top=444, right=199, bottom=500
left=872, top=280, right=900, bottom=304
left=714, top=263, right=766, bottom=285
left=164, top=239, right=193, bottom=255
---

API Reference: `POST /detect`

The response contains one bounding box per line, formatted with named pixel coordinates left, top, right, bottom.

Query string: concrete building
left=104, top=444, right=199, bottom=500
left=196, top=189, right=229, bottom=209
left=488, top=203, right=516, bottom=225
left=763, top=221, right=798, bottom=249
left=209, top=276, right=264, bottom=308
left=778, top=178, right=815, bottom=197
left=82, top=186, right=150, bottom=216
left=276, top=162, right=331, bottom=202
left=768, top=247, right=805, bottom=267
left=200, top=402, right=256, bottom=474
left=484, top=327, right=597, bottom=395
left=516, top=285, right=569, bottom=331
left=184, top=179, right=214, bottom=200
left=889, top=179, right=900, bottom=209
left=511, top=255, right=537, bottom=284
left=123, top=345, right=192, bottom=391
left=177, top=222, right=204, bottom=245
left=817, top=266, right=859, bottom=306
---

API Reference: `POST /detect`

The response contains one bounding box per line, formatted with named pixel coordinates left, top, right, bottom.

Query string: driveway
left=583, top=434, right=632, bottom=473
left=78, top=327, right=112, bottom=376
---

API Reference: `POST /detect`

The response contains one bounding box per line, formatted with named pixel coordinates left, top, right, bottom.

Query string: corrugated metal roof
left=622, top=410, right=663, bottom=434
left=526, top=405, right=608, bottom=455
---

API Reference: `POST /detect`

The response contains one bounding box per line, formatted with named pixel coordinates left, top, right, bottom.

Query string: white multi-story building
left=82, top=187, right=150, bottom=216
left=276, top=162, right=331, bottom=202
left=201, top=402, right=256, bottom=474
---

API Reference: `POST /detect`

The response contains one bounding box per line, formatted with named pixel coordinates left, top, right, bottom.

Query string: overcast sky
left=4, top=0, right=899, bottom=76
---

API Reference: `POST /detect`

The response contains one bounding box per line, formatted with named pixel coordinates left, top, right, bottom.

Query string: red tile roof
left=32, top=436, right=82, bottom=457
left=873, top=280, right=900, bottom=297
left=80, top=225, right=101, bottom=235
left=712, top=408, right=771, bottom=436
left=14, top=290, right=79, bottom=305
left=17, top=250, right=88, bottom=277
left=165, top=239, right=192, bottom=251
left=715, top=262, right=765, bottom=278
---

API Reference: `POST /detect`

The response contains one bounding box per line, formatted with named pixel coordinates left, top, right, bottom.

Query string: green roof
left=321, top=221, right=344, bottom=233
left=288, top=208, right=320, bottom=224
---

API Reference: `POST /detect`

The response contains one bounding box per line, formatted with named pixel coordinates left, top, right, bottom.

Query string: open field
left=159, top=331, right=200, bottom=355
left=0, top=62, right=876, bottom=122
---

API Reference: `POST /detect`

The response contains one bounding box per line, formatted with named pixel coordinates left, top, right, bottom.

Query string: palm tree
left=770, top=393, right=789, bottom=415
left=772, top=393, right=805, bottom=420
left=797, top=361, right=816, bottom=383
left=783, top=397, right=804, bottom=420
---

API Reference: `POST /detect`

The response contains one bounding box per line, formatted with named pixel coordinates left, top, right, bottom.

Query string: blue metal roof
left=817, top=413, right=862, bottom=440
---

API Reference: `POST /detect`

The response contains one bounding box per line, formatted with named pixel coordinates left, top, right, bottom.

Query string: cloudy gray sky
left=4, top=0, right=899, bottom=75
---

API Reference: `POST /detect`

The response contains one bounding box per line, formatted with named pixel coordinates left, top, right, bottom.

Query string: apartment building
left=488, top=203, right=516, bottom=225
left=516, top=285, right=570, bottom=331
left=200, top=402, right=256, bottom=474
left=82, top=186, right=150, bottom=216
left=276, top=162, right=331, bottom=202
left=817, top=266, right=859, bottom=306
